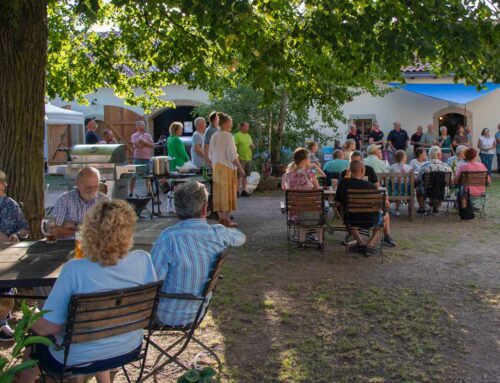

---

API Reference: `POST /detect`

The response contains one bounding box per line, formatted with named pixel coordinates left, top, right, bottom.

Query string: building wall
left=51, top=85, right=210, bottom=125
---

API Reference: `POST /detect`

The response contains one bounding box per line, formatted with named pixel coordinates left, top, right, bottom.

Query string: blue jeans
left=479, top=153, right=493, bottom=175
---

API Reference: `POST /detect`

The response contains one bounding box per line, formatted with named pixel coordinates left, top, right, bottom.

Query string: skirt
left=213, top=163, right=238, bottom=212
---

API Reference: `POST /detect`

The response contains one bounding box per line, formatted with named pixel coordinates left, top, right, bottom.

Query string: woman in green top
left=438, top=125, right=453, bottom=162
left=166, top=122, right=190, bottom=171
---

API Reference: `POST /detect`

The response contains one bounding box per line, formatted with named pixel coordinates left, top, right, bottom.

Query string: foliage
left=44, top=0, right=499, bottom=113
left=0, top=301, right=52, bottom=383
left=193, top=85, right=331, bottom=165
left=177, top=367, right=218, bottom=383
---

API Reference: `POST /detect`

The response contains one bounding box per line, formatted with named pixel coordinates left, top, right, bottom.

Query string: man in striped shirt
left=151, top=181, right=246, bottom=326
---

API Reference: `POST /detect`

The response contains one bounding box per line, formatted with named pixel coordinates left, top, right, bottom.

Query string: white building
left=50, top=66, right=499, bottom=168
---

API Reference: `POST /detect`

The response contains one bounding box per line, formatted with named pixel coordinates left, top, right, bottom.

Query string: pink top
left=131, top=132, right=154, bottom=160
left=282, top=167, right=315, bottom=191
left=456, top=162, right=488, bottom=197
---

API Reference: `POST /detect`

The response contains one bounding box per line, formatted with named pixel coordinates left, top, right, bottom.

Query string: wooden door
left=103, top=105, right=144, bottom=162
left=48, top=124, right=72, bottom=165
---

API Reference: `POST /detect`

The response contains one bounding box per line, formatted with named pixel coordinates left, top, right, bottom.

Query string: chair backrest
left=345, top=189, right=386, bottom=215
left=63, top=281, right=163, bottom=346
left=423, top=171, right=450, bottom=200
left=460, top=171, right=488, bottom=188
left=285, top=189, right=324, bottom=214
left=378, top=172, right=415, bottom=199
left=202, top=250, right=229, bottom=298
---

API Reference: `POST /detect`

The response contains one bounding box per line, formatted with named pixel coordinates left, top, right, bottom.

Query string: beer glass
left=41, top=218, right=57, bottom=244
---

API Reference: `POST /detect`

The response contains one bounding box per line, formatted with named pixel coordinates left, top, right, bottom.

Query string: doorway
left=152, top=106, right=198, bottom=141
left=437, top=113, right=466, bottom=139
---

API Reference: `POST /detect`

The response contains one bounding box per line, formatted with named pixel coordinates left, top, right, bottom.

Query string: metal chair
left=35, top=281, right=163, bottom=383
left=422, top=171, right=453, bottom=218
left=459, top=171, right=489, bottom=219
left=283, top=189, right=326, bottom=249
left=141, top=251, right=228, bottom=381
left=344, top=189, right=386, bottom=260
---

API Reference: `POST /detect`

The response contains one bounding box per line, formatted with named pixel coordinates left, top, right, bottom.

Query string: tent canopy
left=45, top=103, right=84, bottom=125
left=388, top=82, right=500, bottom=104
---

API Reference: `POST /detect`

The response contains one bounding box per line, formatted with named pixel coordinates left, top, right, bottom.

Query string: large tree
left=1, top=0, right=498, bottom=237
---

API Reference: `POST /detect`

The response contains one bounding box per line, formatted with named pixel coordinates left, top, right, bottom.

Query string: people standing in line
left=495, top=123, right=500, bottom=175
left=368, top=122, right=384, bottom=148
left=346, top=125, right=362, bottom=151
left=203, top=111, right=220, bottom=166
left=102, top=129, right=118, bottom=144
left=409, top=147, right=428, bottom=173
left=167, top=122, right=190, bottom=172
left=191, top=117, right=207, bottom=168
left=129, top=121, right=155, bottom=197
left=410, top=125, right=424, bottom=154
left=234, top=122, right=255, bottom=197
left=438, top=125, right=453, bottom=163
left=209, top=113, right=246, bottom=227
left=420, top=124, right=438, bottom=148
left=452, top=124, right=468, bottom=150
left=84, top=117, right=104, bottom=144
left=307, top=141, right=321, bottom=165
left=387, top=122, right=409, bottom=164
left=477, top=128, right=496, bottom=175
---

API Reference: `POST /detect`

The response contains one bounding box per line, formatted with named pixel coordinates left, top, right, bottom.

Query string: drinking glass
left=41, top=218, right=57, bottom=244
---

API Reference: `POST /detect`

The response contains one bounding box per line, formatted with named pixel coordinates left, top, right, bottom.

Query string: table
left=0, top=240, right=74, bottom=290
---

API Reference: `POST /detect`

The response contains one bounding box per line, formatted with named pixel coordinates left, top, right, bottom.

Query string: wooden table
left=0, top=240, right=75, bottom=289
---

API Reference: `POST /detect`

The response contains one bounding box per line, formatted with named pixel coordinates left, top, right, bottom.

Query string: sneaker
left=306, top=233, right=319, bottom=243
left=0, top=324, right=14, bottom=342
left=241, top=190, right=250, bottom=197
left=417, top=208, right=426, bottom=215
left=383, top=235, right=396, bottom=247
left=364, top=246, right=379, bottom=257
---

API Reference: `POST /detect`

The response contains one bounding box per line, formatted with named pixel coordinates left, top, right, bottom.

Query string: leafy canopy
left=47, top=0, right=499, bottom=117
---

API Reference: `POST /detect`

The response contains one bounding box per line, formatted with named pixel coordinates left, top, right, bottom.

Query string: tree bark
left=271, top=90, right=287, bottom=172
left=0, top=0, right=48, bottom=239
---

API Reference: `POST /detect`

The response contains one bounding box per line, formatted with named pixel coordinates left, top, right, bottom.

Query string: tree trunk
left=271, top=90, right=287, bottom=172
left=0, top=1, right=48, bottom=239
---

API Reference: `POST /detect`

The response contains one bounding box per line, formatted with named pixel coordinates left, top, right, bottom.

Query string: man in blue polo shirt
left=387, top=121, right=409, bottom=151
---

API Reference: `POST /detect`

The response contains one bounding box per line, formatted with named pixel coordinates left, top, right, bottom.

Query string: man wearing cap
left=84, top=118, right=103, bottom=144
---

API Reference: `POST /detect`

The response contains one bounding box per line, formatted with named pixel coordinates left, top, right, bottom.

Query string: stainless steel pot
left=151, top=156, right=171, bottom=176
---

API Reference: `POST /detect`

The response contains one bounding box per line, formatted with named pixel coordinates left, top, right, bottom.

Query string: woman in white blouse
left=209, top=113, right=245, bottom=227
left=477, top=128, right=496, bottom=175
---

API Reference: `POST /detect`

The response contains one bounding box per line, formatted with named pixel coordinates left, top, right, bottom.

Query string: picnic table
left=0, top=240, right=74, bottom=290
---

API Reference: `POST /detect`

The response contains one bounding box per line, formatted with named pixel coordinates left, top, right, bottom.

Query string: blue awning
left=388, top=82, right=500, bottom=104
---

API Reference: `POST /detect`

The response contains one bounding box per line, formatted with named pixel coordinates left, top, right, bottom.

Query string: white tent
left=45, top=103, right=84, bottom=125
left=44, top=103, right=85, bottom=164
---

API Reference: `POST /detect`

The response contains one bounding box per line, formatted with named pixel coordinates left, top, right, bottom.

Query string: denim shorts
left=133, top=158, right=151, bottom=177
left=32, top=342, right=141, bottom=375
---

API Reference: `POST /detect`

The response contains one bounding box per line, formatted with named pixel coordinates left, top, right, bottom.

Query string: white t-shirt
left=43, top=250, right=157, bottom=366
left=478, top=136, right=495, bottom=154
left=209, top=131, right=239, bottom=169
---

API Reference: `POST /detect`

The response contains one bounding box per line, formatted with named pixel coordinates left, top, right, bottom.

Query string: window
left=350, top=118, right=374, bottom=144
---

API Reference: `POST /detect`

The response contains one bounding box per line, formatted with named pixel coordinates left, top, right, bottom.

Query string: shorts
left=240, top=160, right=252, bottom=177
left=133, top=158, right=151, bottom=177
left=345, top=212, right=384, bottom=229
left=32, top=342, right=141, bottom=375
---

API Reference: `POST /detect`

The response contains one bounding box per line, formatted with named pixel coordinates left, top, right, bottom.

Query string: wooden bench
left=378, top=172, right=415, bottom=220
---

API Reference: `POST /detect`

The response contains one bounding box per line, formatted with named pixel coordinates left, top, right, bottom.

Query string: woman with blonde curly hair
left=18, top=200, right=157, bottom=383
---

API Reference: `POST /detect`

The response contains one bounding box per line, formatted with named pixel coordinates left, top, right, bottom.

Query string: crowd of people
left=0, top=115, right=497, bottom=380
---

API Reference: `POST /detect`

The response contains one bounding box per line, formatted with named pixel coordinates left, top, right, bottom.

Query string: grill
left=65, top=144, right=137, bottom=200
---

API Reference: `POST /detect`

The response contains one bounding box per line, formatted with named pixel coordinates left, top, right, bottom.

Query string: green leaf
left=181, top=369, right=200, bottom=382
left=22, top=335, right=54, bottom=348
left=5, top=359, right=38, bottom=375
